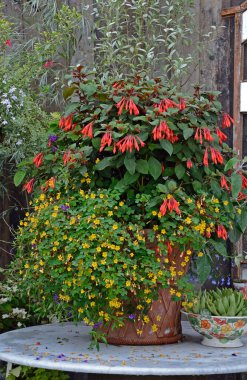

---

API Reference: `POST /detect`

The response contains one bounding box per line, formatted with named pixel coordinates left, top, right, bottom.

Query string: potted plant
left=12, top=68, right=247, bottom=346
left=182, top=288, right=247, bottom=347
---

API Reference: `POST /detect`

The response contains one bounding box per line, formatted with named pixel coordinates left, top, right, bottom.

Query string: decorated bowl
left=182, top=311, right=247, bottom=348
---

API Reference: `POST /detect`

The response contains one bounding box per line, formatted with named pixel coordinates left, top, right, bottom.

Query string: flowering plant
left=13, top=69, right=247, bottom=342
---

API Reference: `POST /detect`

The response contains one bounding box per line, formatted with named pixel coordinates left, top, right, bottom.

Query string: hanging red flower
left=216, top=225, right=228, bottom=240
left=116, top=135, right=145, bottom=153
left=222, top=113, right=234, bottom=128
left=33, top=153, right=44, bottom=168
left=23, top=178, right=35, bottom=194
left=81, top=121, right=94, bottom=139
left=100, top=132, right=113, bottom=152
left=216, top=128, right=228, bottom=145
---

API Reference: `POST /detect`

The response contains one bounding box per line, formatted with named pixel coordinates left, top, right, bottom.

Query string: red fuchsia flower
left=216, top=128, right=228, bottom=145
left=33, top=152, right=44, bottom=168
left=186, top=159, right=193, bottom=169
left=116, top=135, right=145, bottom=153
left=41, top=177, right=56, bottom=192
left=179, top=98, right=186, bottom=110
left=154, top=98, right=178, bottom=114
left=220, top=175, right=229, bottom=190
left=194, top=128, right=203, bottom=144
left=166, top=241, right=173, bottom=255
left=116, top=97, right=139, bottom=116
left=99, top=132, right=112, bottom=152
left=44, top=60, right=55, bottom=68
left=23, top=178, right=35, bottom=194
left=203, top=148, right=208, bottom=166
left=5, top=39, right=12, bottom=47
left=59, top=115, right=73, bottom=132
left=240, top=174, right=247, bottom=188
left=63, top=151, right=76, bottom=166
left=216, top=225, right=228, bottom=240
left=81, top=121, right=94, bottom=139
left=203, top=128, right=214, bottom=142
left=222, top=113, right=234, bottom=128
left=210, top=148, right=223, bottom=165
left=238, top=192, right=247, bottom=201
left=112, top=80, right=125, bottom=90
left=159, top=196, right=181, bottom=216
left=152, top=121, right=179, bottom=143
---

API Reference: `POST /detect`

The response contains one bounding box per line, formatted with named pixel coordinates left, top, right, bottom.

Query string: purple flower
left=93, top=322, right=103, bottom=329
left=128, top=314, right=136, bottom=320
left=53, top=294, right=60, bottom=304
left=60, top=205, right=70, bottom=211
left=51, top=146, right=57, bottom=153
left=49, top=135, right=58, bottom=143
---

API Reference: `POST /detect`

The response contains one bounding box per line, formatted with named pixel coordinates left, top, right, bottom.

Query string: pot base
left=201, top=337, right=244, bottom=348
left=105, top=333, right=182, bottom=346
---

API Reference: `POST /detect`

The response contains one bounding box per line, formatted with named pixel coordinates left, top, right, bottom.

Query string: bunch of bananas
left=185, top=288, right=247, bottom=316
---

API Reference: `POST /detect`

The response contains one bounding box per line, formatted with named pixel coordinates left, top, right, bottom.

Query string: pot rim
left=181, top=310, right=247, bottom=319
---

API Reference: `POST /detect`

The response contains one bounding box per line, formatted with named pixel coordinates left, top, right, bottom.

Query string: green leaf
left=95, top=157, right=114, bottom=170
left=197, top=254, right=211, bottom=285
left=192, top=180, right=202, bottom=193
left=124, top=156, right=136, bottom=175
left=175, top=164, right=185, bottom=180
left=157, top=184, right=168, bottom=193
left=167, top=180, right=177, bottom=191
left=123, top=172, right=139, bottom=185
left=160, top=139, right=173, bottom=155
left=224, top=157, right=238, bottom=172
left=63, top=85, right=77, bottom=100
left=80, top=83, right=98, bottom=97
left=231, top=173, right=242, bottom=198
left=210, top=240, right=228, bottom=257
left=228, top=225, right=242, bottom=243
left=148, top=157, right=162, bottom=180
left=239, top=210, right=247, bottom=233
left=136, top=159, right=149, bottom=174
left=14, top=171, right=26, bottom=187
left=210, top=179, right=221, bottom=198
left=92, top=138, right=101, bottom=150
left=64, top=102, right=79, bottom=115
left=183, top=127, right=194, bottom=140
left=9, top=366, right=22, bottom=377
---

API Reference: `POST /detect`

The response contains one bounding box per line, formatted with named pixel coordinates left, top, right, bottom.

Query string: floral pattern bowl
left=182, top=311, right=247, bottom=348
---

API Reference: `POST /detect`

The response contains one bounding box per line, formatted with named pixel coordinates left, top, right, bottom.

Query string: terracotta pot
left=97, top=234, right=190, bottom=345
left=98, top=288, right=182, bottom=345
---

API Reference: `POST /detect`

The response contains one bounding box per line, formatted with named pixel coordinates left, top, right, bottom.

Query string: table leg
left=6, top=362, right=12, bottom=378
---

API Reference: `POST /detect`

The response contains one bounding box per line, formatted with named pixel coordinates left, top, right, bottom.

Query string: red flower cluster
left=44, top=60, right=55, bottom=68
left=220, top=175, right=229, bottom=190
left=63, top=151, right=77, bottom=166
left=222, top=113, right=234, bottom=129
left=216, top=225, right=228, bottom=240
left=194, top=128, right=214, bottom=144
left=116, top=98, right=139, bottom=116
left=33, top=153, right=44, bottom=168
left=81, top=122, right=94, bottom=139
left=159, top=196, right=181, bottom=216
left=154, top=98, right=178, bottom=113
left=59, top=115, right=73, bottom=131
left=203, top=148, right=223, bottom=166
left=5, top=39, right=12, bottom=47
left=100, top=132, right=112, bottom=152
left=152, top=121, right=179, bottom=143
left=179, top=98, right=186, bottom=110
left=186, top=159, right=193, bottom=169
left=41, top=177, right=56, bottom=192
left=116, top=135, right=145, bottom=153
left=216, top=128, right=228, bottom=145
left=23, top=178, right=35, bottom=194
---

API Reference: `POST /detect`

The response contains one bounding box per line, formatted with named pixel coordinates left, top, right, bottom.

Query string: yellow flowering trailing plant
left=12, top=69, right=247, bottom=344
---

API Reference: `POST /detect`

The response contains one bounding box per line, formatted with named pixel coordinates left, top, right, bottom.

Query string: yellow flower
left=96, top=247, right=102, bottom=252
left=152, top=324, right=158, bottom=332
left=108, top=211, right=113, bottom=216
left=237, top=208, right=242, bottom=215
left=39, top=260, right=45, bottom=266
left=80, top=289, right=85, bottom=294
left=92, top=262, right=98, bottom=269
left=119, top=201, right=124, bottom=206
left=78, top=308, right=83, bottom=313
left=24, top=263, right=30, bottom=269
left=161, top=229, right=166, bottom=234
left=169, top=288, right=175, bottom=295
left=187, top=198, right=193, bottom=204
left=185, top=217, right=192, bottom=224
left=95, top=158, right=100, bottom=164
left=186, top=249, right=192, bottom=255
left=112, top=224, right=118, bottom=230
left=91, top=275, right=95, bottom=280
left=223, top=201, right=229, bottom=206
left=198, top=252, right=204, bottom=257
left=215, top=207, right=219, bottom=213
left=156, top=315, right=161, bottom=321
left=52, top=213, right=57, bottom=218
left=153, top=225, right=158, bottom=231
left=144, top=316, right=150, bottom=323
left=126, top=280, right=131, bottom=287
left=152, top=211, right=157, bottom=216
left=137, top=329, right=143, bottom=335
left=176, top=292, right=182, bottom=297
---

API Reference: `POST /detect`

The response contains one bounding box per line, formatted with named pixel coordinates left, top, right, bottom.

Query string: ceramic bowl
left=182, top=311, right=247, bottom=348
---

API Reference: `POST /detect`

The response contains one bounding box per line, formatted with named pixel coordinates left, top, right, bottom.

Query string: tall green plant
left=93, top=0, right=199, bottom=83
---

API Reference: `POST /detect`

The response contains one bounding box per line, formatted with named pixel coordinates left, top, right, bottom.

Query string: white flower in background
left=17, top=322, right=22, bottom=327
left=0, top=297, right=10, bottom=304
left=2, top=314, right=9, bottom=319
left=9, top=87, right=16, bottom=93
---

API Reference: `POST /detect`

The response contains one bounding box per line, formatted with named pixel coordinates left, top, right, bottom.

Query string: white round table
left=0, top=321, right=247, bottom=377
